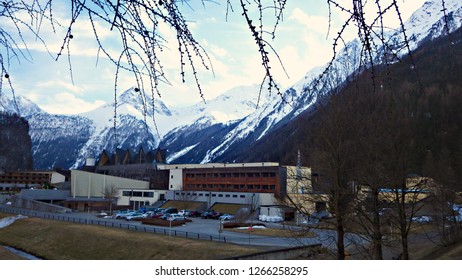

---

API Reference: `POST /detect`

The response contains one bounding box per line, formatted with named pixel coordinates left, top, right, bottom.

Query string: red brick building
left=182, top=165, right=286, bottom=197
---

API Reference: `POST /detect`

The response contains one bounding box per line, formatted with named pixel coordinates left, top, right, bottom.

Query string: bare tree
left=174, top=190, right=198, bottom=212
left=102, top=184, right=118, bottom=214
left=1, top=1, right=449, bottom=114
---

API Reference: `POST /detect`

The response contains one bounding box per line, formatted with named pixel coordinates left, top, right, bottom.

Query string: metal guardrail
left=0, top=206, right=227, bottom=243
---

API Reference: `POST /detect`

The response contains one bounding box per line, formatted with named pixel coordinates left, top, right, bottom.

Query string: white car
left=219, top=214, right=235, bottom=221
left=412, top=216, right=432, bottom=223
left=177, top=210, right=190, bottom=217
left=115, top=210, right=137, bottom=219
left=96, top=212, right=109, bottom=218
left=125, top=213, right=148, bottom=221
left=168, top=214, right=187, bottom=221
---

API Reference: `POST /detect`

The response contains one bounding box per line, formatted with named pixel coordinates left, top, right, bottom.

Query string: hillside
left=0, top=113, right=33, bottom=171
left=234, top=26, right=462, bottom=170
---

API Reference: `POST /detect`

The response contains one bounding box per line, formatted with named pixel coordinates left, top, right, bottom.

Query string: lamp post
left=218, top=219, right=224, bottom=241
left=86, top=203, right=91, bottom=224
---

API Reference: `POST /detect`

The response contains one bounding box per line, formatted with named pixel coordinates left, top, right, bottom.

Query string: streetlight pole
left=86, top=203, right=90, bottom=224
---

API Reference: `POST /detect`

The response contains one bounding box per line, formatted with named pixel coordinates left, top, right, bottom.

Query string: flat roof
left=157, top=162, right=280, bottom=170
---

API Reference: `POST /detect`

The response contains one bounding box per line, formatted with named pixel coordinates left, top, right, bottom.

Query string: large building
left=0, top=170, right=67, bottom=191
left=68, top=161, right=312, bottom=215
left=69, top=169, right=168, bottom=211
left=158, top=162, right=312, bottom=211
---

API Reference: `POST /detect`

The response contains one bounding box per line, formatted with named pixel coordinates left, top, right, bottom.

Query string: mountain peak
left=118, top=87, right=172, bottom=117
left=0, top=94, right=44, bottom=117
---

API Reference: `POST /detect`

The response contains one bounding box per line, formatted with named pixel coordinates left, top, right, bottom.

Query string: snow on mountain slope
left=3, top=0, right=461, bottom=168
left=195, top=0, right=462, bottom=163
left=0, top=94, right=44, bottom=117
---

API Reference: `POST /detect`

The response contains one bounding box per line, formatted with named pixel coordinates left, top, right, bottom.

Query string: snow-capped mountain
left=1, top=0, right=461, bottom=169
left=0, top=94, right=44, bottom=117
left=188, top=0, right=462, bottom=163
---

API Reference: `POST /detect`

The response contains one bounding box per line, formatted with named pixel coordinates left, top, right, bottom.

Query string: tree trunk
left=372, top=188, right=383, bottom=259
left=336, top=217, right=346, bottom=260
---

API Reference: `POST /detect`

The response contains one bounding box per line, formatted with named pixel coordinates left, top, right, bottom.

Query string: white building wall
left=50, top=172, right=66, bottom=184
left=168, top=169, right=183, bottom=191
left=117, top=189, right=168, bottom=208
left=71, top=170, right=149, bottom=202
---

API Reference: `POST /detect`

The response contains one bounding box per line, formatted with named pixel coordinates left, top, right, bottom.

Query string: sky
left=3, top=0, right=426, bottom=114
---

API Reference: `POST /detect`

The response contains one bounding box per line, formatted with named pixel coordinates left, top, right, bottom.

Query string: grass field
left=0, top=213, right=261, bottom=260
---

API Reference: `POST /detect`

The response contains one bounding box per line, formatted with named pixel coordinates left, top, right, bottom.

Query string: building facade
left=0, top=170, right=66, bottom=191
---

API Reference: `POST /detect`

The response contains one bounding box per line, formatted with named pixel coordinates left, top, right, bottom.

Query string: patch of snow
left=0, top=215, right=28, bottom=229
left=167, top=143, right=199, bottom=163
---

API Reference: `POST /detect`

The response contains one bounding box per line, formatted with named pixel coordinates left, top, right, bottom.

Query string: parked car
left=151, top=213, right=165, bottom=219
left=164, top=207, right=178, bottom=214
left=177, top=210, right=191, bottom=217
left=168, top=214, right=187, bottom=221
left=188, top=210, right=203, bottom=217
left=115, top=210, right=137, bottom=219
left=96, top=212, right=109, bottom=218
left=411, top=215, right=432, bottom=223
left=201, top=210, right=221, bottom=219
left=219, top=214, right=235, bottom=221
left=125, top=212, right=148, bottom=221
left=160, top=213, right=172, bottom=220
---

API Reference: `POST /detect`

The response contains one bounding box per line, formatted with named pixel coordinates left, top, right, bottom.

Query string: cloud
left=289, top=8, right=329, bottom=34
left=39, top=92, right=105, bottom=115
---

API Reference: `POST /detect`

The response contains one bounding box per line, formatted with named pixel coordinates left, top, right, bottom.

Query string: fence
left=0, top=206, right=227, bottom=243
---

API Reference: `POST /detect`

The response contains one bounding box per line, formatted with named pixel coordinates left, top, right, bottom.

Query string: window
left=232, top=195, right=238, bottom=198
left=133, top=191, right=143, bottom=197
left=270, top=185, right=276, bottom=190
left=122, top=191, right=131, bottom=196
left=144, top=192, right=154, bottom=197
left=171, top=175, right=173, bottom=179
left=218, top=194, right=223, bottom=197
left=248, top=185, right=254, bottom=189
left=240, top=195, right=245, bottom=198
left=212, top=194, right=216, bottom=197
left=262, top=185, right=269, bottom=190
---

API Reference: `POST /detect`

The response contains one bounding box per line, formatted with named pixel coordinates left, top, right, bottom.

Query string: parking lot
left=0, top=205, right=323, bottom=248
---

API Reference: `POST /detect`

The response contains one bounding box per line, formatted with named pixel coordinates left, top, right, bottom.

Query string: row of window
left=185, top=172, right=277, bottom=179
left=185, top=184, right=276, bottom=190
left=121, top=191, right=155, bottom=198
left=0, top=181, right=47, bottom=184
left=175, top=192, right=246, bottom=198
